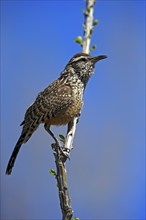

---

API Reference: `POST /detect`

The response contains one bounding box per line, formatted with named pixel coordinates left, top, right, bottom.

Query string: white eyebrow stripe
left=72, top=56, right=88, bottom=62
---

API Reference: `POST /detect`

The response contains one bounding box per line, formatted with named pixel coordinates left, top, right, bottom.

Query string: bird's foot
left=62, top=148, right=71, bottom=161
left=51, top=140, right=70, bottom=162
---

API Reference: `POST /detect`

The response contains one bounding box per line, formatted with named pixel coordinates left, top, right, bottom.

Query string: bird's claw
left=51, top=140, right=70, bottom=162
left=62, top=148, right=71, bottom=161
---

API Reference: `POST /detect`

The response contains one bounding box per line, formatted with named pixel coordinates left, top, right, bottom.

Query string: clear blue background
left=1, top=0, right=145, bottom=219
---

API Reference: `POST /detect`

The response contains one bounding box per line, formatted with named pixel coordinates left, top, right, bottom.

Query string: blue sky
left=1, top=0, right=145, bottom=219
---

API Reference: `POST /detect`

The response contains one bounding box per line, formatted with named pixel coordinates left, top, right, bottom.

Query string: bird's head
left=64, top=52, right=107, bottom=86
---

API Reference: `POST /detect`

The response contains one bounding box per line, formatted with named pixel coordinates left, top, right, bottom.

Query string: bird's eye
left=81, top=58, right=86, bottom=62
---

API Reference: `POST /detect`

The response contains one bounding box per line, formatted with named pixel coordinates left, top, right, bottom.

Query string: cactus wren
left=6, top=52, right=107, bottom=175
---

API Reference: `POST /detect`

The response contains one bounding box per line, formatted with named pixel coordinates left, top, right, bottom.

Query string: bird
left=6, top=52, right=107, bottom=175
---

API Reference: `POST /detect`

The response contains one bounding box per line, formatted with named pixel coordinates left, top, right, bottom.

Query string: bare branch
left=83, top=0, right=96, bottom=54
left=51, top=143, right=73, bottom=220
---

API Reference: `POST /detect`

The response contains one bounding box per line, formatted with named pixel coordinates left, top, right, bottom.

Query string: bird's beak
left=92, top=55, right=108, bottom=63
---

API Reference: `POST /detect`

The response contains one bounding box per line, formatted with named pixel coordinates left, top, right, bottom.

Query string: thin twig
left=83, top=0, right=96, bottom=53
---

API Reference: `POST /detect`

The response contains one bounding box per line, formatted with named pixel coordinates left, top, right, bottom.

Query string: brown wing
left=21, top=79, right=73, bottom=141
left=41, top=84, right=73, bottom=119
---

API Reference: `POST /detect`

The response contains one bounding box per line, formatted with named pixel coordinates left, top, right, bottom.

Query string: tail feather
left=6, top=120, right=40, bottom=175
left=6, top=132, right=27, bottom=175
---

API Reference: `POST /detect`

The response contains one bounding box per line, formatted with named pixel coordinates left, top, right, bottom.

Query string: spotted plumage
left=6, top=52, right=107, bottom=175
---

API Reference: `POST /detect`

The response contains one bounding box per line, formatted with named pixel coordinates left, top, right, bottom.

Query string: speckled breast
left=48, top=98, right=83, bottom=126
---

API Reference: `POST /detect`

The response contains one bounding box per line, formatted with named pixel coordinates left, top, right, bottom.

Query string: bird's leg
left=47, top=128, right=60, bottom=145
left=44, top=124, right=69, bottom=161
left=44, top=124, right=61, bottom=147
